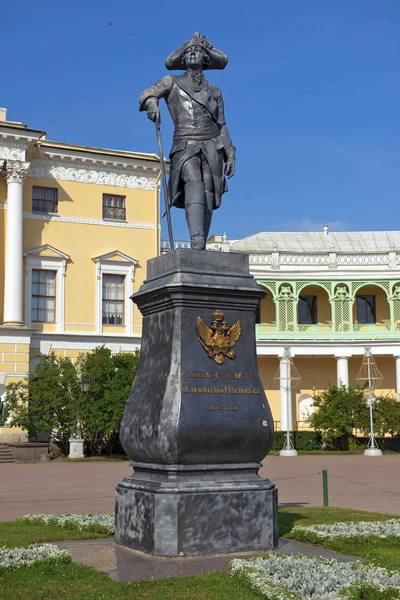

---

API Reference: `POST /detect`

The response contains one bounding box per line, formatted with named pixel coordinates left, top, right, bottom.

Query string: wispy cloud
left=273, top=218, right=349, bottom=232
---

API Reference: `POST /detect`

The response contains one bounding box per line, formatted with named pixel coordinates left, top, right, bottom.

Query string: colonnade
left=276, top=351, right=400, bottom=430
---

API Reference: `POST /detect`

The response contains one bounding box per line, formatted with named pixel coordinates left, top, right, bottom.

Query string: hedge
left=271, top=430, right=323, bottom=451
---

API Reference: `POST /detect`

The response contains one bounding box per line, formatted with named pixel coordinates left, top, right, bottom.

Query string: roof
left=0, top=120, right=46, bottom=135
left=39, top=140, right=160, bottom=163
left=229, top=231, right=400, bottom=253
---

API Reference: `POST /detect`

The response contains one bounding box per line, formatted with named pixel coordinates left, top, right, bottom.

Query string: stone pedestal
left=68, top=437, right=84, bottom=459
left=115, top=249, right=278, bottom=556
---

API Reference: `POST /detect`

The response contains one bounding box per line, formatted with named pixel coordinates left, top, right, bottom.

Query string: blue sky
left=2, top=0, right=400, bottom=241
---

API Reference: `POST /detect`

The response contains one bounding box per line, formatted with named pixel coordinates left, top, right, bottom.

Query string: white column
left=395, top=356, right=400, bottom=402
left=336, top=356, right=349, bottom=388
left=279, top=355, right=292, bottom=430
left=2, top=161, right=29, bottom=327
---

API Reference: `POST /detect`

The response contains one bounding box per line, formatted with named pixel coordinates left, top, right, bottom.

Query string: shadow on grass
left=278, top=508, right=311, bottom=537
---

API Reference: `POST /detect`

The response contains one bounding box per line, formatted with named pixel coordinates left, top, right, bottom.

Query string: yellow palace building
left=0, top=107, right=161, bottom=441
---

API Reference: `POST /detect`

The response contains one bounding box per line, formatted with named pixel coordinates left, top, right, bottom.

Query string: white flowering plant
left=292, top=520, right=400, bottom=543
left=20, top=513, right=114, bottom=535
left=230, top=554, right=400, bottom=599
left=0, top=544, right=71, bottom=570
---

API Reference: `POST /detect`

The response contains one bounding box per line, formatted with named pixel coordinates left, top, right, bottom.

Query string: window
left=298, top=296, right=317, bottom=324
left=31, top=270, right=56, bottom=323
left=103, top=194, right=126, bottom=220
left=102, top=275, right=125, bottom=324
left=32, top=187, right=58, bottom=213
left=357, top=295, right=376, bottom=324
left=94, top=252, right=137, bottom=335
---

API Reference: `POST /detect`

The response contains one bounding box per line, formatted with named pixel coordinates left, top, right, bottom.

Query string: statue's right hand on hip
left=146, top=98, right=160, bottom=123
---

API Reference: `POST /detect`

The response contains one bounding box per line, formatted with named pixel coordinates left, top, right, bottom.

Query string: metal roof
left=229, top=231, right=400, bottom=253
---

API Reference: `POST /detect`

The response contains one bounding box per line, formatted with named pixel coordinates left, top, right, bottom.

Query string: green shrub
left=308, top=385, right=369, bottom=450
left=3, top=353, right=80, bottom=453
left=3, top=346, right=140, bottom=456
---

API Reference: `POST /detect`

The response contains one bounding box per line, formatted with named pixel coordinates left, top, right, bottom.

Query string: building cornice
left=29, top=155, right=159, bottom=190
left=0, top=122, right=46, bottom=137
left=256, top=341, right=400, bottom=356
left=38, top=140, right=160, bottom=163
left=0, top=127, right=163, bottom=191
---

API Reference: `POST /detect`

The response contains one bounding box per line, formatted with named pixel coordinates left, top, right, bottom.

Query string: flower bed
left=20, top=513, right=114, bottom=535
left=0, top=544, right=71, bottom=569
left=230, top=555, right=400, bottom=600
left=292, top=520, right=400, bottom=542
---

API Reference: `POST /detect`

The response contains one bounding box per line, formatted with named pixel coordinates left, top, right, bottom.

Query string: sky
left=2, top=0, right=400, bottom=242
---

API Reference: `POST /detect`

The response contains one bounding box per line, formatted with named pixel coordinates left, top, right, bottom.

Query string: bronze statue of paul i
left=139, top=33, right=235, bottom=250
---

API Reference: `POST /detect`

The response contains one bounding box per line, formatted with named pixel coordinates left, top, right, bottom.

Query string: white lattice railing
left=246, top=250, right=398, bottom=268
left=337, top=253, right=389, bottom=265
left=160, top=241, right=399, bottom=269
left=249, top=253, right=273, bottom=265
left=279, top=253, right=329, bottom=265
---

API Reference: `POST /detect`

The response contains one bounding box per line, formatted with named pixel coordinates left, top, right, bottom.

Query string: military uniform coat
left=139, top=73, right=235, bottom=209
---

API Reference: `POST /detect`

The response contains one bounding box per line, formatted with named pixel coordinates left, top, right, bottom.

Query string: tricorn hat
left=165, top=32, right=228, bottom=71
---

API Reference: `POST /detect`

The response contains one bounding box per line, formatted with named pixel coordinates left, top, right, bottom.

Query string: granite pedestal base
left=115, top=462, right=278, bottom=556
left=115, top=250, right=278, bottom=556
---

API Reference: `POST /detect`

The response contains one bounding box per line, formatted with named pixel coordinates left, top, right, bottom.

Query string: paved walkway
left=0, top=455, right=399, bottom=521
left=55, top=537, right=359, bottom=582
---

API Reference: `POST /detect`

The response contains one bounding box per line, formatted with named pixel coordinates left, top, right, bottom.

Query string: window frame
left=31, top=269, right=57, bottom=323
left=102, top=194, right=126, bottom=221
left=298, top=295, right=318, bottom=325
left=32, top=186, right=58, bottom=214
left=94, top=255, right=137, bottom=336
left=356, top=295, right=376, bottom=324
left=24, top=249, right=68, bottom=333
left=102, top=274, right=126, bottom=326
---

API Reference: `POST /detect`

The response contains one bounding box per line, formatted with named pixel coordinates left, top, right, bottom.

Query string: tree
left=77, top=346, right=140, bottom=455
left=307, top=384, right=369, bottom=450
left=3, top=346, right=140, bottom=456
left=3, top=353, right=80, bottom=452
left=374, top=394, right=400, bottom=438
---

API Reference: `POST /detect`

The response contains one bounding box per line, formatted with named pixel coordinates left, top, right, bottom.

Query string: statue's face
left=184, top=45, right=206, bottom=68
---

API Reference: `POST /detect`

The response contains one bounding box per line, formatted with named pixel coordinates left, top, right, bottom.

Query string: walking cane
left=155, top=116, right=174, bottom=251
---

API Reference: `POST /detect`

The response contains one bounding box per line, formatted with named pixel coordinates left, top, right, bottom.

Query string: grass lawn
left=0, top=520, right=113, bottom=548
left=1, top=507, right=399, bottom=600
left=1, top=564, right=264, bottom=600
left=282, top=506, right=400, bottom=571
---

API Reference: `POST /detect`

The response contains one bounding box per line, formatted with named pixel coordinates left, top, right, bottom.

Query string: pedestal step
left=0, top=445, right=16, bottom=463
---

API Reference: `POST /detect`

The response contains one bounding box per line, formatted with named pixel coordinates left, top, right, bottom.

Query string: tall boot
left=185, top=182, right=206, bottom=250
left=203, top=191, right=214, bottom=242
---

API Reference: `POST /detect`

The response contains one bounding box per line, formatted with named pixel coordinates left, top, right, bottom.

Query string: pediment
left=24, top=244, right=70, bottom=260
left=92, top=250, right=138, bottom=264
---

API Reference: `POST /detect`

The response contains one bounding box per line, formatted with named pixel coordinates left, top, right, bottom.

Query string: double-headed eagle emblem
left=196, top=311, right=241, bottom=365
